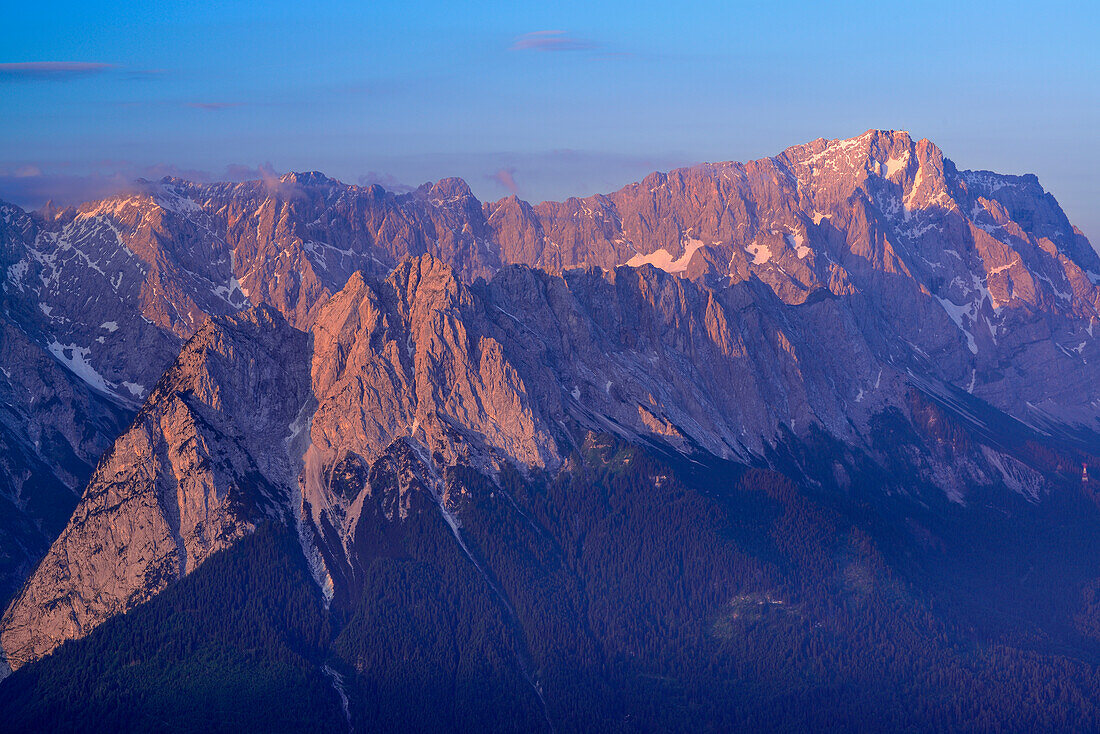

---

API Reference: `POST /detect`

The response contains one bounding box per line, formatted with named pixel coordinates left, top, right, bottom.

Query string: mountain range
left=1, top=130, right=1099, bottom=731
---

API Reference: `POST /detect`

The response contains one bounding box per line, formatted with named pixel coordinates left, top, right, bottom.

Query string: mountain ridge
left=2, top=129, right=1097, bottom=608
left=3, top=248, right=1095, bottom=673
left=4, top=131, right=1095, bottom=426
left=2, top=132, right=1099, bottom=727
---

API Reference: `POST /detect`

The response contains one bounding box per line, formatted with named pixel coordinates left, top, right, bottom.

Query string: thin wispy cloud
left=123, top=68, right=169, bottom=79
left=225, top=163, right=277, bottom=181
left=358, top=171, right=415, bottom=193
left=511, top=31, right=596, bottom=52
left=187, top=102, right=243, bottom=111
left=0, top=62, right=114, bottom=79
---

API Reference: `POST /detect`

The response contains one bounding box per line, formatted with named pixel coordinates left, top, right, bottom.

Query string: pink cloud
left=511, top=31, right=596, bottom=52
left=0, top=162, right=284, bottom=210
left=489, top=168, right=520, bottom=195
left=224, top=163, right=276, bottom=181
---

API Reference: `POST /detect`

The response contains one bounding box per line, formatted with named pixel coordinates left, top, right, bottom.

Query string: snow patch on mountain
left=625, top=237, right=704, bottom=273
left=934, top=297, right=979, bottom=354
left=5, top=260, right=28, bottom=291
left=785, top=232, right=811, bottom=259
left=961, top=170, right=1015, bottom=193
left=883, top=152, right=909, bottom=179
left=152, top=186, right=202, bottom=215
left=46, top=340, right=115, bottom=395
left=745, top=241, right=772, bottom=265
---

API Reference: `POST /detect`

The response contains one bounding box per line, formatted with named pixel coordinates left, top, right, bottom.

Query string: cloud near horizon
left=510, top=31, right=596, bottom=52
left=0, top=147, right=695, bottom=214
left=357, top=171, right=416, bottom=193
left=0, top=162, right=283, bottom=210
left=488, top=168, right=520, bottom=195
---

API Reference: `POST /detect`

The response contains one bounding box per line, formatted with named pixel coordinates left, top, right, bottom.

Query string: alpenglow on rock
left=1, top=131, right=1098, bottom=674
left=1, top=246, right=1081, bottom=670
left=0, top=306, right=311, bottom=670
left=2, top=131, right=1094, bottom=438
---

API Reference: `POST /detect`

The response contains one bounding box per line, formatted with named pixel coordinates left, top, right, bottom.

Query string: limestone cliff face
left=293, top=255, right=1011, bottom=606
left=0, top=305, right=310, bottom=670
left=0, top=203, right=130, bottom=606
left=0, top=251, right=1083, bottom=672
left=2, top=131, right=1098, bottom=674
left=3, top=131, right=1096, bottom=432
left=0, top=315, right=127, bottom=607
left=310, top=256, right=555, bottom=465
left=485, top=131, right=1100, bottom=428
left=0, top=174, right=503, bottom=413
left=298, top=256, right=560, bottom=587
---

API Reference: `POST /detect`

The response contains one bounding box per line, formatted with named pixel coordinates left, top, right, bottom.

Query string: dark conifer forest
left=4, top=430, right=1100, bottom=732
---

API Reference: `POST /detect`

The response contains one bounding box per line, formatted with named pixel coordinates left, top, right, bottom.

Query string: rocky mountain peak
left=427, top=177, right=476, bottom=204
left=278, top=171, right=340, bottom=188
left=0, top=303, right=311, bottom=671
left=2, top=123, right=1100, bottom=729
left=777, top=129, right=950, bottom=203
left=386, top=252, right=471, bottom=314
left=0, top=130, right=1093, bottom=439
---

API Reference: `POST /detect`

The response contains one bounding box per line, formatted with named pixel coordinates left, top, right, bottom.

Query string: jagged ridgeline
left=1, top=131, right=1099, bottom=730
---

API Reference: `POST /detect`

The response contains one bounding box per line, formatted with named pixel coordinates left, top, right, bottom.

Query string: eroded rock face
left=3, top=131, right=1096, bottom=431
left=2, top=131, right=1098, bottom=675
left=0, top=203, right=130, bottom=605
left=0, top=306, right=310, bottom=670
left=2, top=250, right=1089, bottom=673
left=309, top=256, right=557, bottom=469
left=0, top=174, right=503, bottom=411
left=0, top=315, right=128, bottom=607
left=294, top=255, right=1042, bottom=608
left=0, top=178, right=508, bottom=612
left=486, top=131, right=1100, bottom=428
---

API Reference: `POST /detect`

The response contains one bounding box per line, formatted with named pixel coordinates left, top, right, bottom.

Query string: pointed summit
left=279, top=171, right=340, bottom=187
left=428, top=177, right=475, bottom=202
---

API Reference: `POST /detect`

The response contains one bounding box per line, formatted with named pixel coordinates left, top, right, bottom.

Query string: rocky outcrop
left=293, top=255, right=1059, bottom=610
left=0, top=314, right=127, bottom=607
left=0, top=203, right=130, bottom=605
left=3, top=131, right=1096, bottom=433
left=486, top=130, right=1100, bottom=429
left=2, top=131, right=1099, bottom=675
left=0, top=305, right=310, bottom=670
left=4, top=249, right=1089, bottom=672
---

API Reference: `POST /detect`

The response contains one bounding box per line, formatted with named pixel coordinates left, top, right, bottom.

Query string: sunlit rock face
left=3, top=131, right=1096, bottom=433
left=1, top=131, right=1098, bottom=674
left=487, top=130, right=1100, bottom=427
left=4, top=247, right=1078, bottom=670
left=0, top=306, right=311, bottom=670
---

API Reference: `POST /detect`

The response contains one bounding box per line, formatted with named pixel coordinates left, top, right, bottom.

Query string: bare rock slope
left=2, top=131, right=1098, bottom=672
left=0, top=306, right=310, bottom=670
left=4, top=250, right=1084, bottom=670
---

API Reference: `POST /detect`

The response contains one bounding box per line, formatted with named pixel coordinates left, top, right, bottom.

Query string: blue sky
left=2, top=0, right=1097, bottom=240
